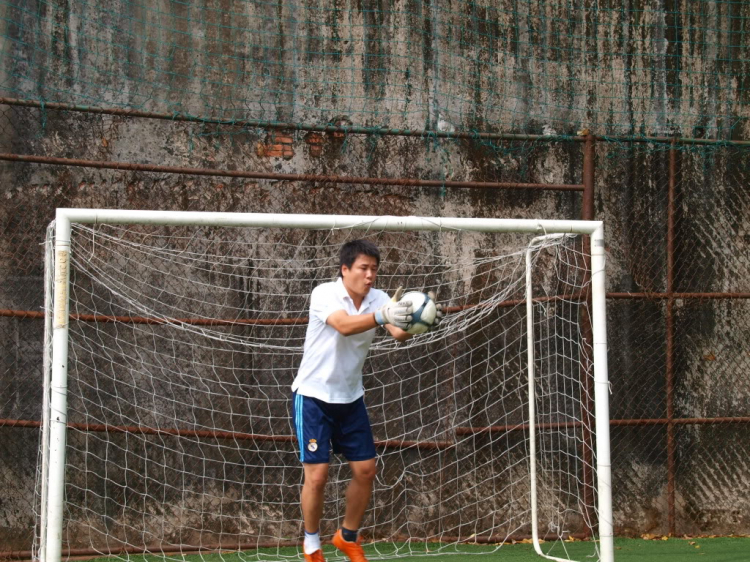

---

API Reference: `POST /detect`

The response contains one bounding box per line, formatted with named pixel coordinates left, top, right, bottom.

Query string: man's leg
left=301, top=462, right=329, bottom=561
left=332, top=459, right=376, bottom=562
left=332, top=397, right=376, bottom=562
left=293, top=392, right=333, bottom=560
left=342, top=458, right=377, bottom=531
left=302, top=462, right=329, bottom=533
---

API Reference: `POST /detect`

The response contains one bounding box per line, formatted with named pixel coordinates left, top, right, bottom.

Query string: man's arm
left=384, top=324, right=412, bottom=343
left=326, top=310, right=379, bottom=336
left=326, top=289, right=414, bottom=337
left=327, top=310, right=413, bottom=342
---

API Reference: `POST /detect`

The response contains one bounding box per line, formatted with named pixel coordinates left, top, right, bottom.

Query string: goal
left=36, top=210, right=613, bottom=562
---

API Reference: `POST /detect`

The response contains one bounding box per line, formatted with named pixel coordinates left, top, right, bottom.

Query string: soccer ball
left=401, top=291, right=438, bottom=335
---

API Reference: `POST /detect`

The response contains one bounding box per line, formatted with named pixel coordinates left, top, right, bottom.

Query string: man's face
left=341, top=254, right=379, bottom=299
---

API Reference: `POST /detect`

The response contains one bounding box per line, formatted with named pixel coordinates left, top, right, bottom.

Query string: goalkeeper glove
left=427, top=291, right=445, bottom=331
left=374, top=286, right=413, bottom=330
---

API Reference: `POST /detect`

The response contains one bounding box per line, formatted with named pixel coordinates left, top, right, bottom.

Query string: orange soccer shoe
left=304, top=549, right=326, bottom=562
left=332, top=529, right=368, bottom=562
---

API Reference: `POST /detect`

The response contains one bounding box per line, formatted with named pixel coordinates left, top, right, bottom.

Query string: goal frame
left=40, top=208, right=613, bottom=562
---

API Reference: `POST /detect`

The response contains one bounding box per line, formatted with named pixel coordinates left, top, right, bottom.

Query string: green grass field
left=82, top=537, right=750, bottom=562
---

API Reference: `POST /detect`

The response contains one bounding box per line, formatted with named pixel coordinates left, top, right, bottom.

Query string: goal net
left=36, top=211, right=612, bottom=562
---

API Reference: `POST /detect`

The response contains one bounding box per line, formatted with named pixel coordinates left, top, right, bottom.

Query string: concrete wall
left=0, top=0, right=749, bottom=552
left=1, top=0, right=748, bottom=137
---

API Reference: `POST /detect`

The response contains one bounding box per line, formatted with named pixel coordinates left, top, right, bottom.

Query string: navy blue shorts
left=291, top=392, right=377, bottom=464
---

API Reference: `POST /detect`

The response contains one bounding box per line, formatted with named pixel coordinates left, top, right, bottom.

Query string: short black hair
left=339, top=239, right=380, bottom=277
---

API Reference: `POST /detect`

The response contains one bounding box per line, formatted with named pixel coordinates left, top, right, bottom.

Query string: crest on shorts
left=307, top=439, right=318, bottom=452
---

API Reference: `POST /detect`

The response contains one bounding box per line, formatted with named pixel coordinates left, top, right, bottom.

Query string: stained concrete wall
left=1, top=0, right=749, bottom=137
left=0, top=0, right=749, bottom=552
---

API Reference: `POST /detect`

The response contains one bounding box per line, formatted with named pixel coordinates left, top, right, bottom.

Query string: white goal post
left=38, top=209, right=613, bottom=562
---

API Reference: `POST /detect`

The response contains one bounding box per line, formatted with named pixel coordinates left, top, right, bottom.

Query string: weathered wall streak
left=1, top=0, right=748, bottom=136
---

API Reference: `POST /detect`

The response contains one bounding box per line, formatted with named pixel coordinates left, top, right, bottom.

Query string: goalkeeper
left=292, top=239, right=442, bottom=562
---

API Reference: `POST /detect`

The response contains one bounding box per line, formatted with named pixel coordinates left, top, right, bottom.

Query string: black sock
left=341, top=526, right=358, bottom=542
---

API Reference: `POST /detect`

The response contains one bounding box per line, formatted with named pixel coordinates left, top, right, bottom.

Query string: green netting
left=0, top=0, right=748, bottom=139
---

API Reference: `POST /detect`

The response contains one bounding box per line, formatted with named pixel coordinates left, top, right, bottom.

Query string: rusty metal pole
left=0, top=152, right=583, bottom=191
left=583, top=135, right=596, bottom=220
left=666, top=140, right=677, bottom=536
left=580, top=134, right=596, bottom=537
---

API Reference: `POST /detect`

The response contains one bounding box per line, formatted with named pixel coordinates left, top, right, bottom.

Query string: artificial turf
left=81, top=537, right=750, bottom=562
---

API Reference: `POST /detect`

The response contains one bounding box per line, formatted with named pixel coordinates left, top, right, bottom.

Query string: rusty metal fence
left=0, top=101, right=749, bottom=556
left=604, top=141, right=750, bottom=537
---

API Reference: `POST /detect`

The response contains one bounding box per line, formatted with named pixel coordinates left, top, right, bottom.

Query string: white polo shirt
left=292, top=277, right=390, bottom=403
